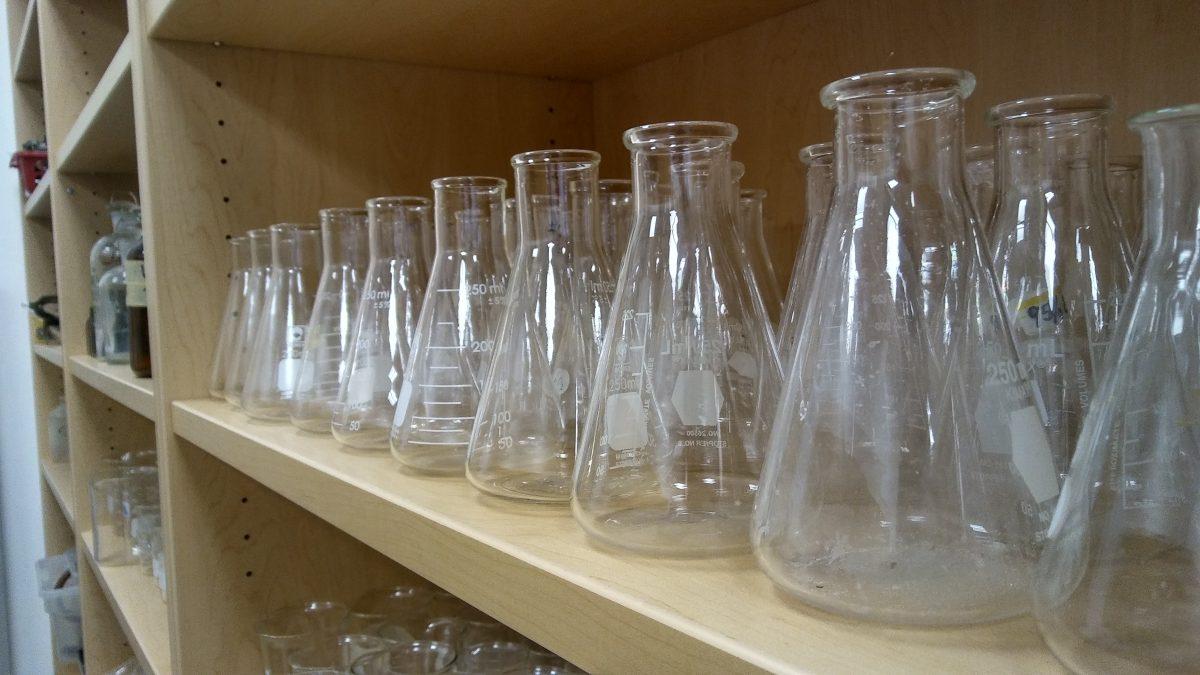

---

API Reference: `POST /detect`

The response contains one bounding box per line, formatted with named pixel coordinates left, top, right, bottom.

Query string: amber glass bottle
left=126, top=242, right=151, bottom=377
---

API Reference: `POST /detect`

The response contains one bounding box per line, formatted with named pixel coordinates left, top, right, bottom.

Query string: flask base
left=466, top=468, right=571, bottom=504
left=572, top=500, right=752, bottom=558
left=392, top=443, right=468, bottom=476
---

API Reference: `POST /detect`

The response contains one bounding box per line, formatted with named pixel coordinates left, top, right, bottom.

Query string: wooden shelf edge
left=13, top=0, right=40, bottom=83
left=68, top=355, right=156, bottom=420
left=23, top=175, right=51, bottom=218
left=171, top=398, right=1063, bottom=674
left=80, top=532, right=172, bottom=675
left=33, top=343, right=64, bottom=367
left=56, top=35, right=135, bottom=173
left=40, top=458, right=75, bottom=529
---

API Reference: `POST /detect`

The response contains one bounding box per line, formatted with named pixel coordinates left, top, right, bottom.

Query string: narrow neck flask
left=224, top=228, right=271, bottom=406
left=965, top=143, right=996, bottom=226
left=1107, top=155, right=1143, bottom=254
left=500, top=197, right=520, bottom=270
left=778, top=142, right=833, bottom=363
left=390, top=177, right=508, bottom=475
left=574, top=121, right=783, bottom=556
left=598, top=179, right=633, bottom=268
left=209, top=236, right=249, bottom=398
left=467, top=150, right=611, bottom=502
left=754, top=69, right=1056, bottom=625
left=1034, top=103, right=1200, bottom=674
left=736, top=187, right=783, bottom=327
left=333, top=197, right=431, bottom=449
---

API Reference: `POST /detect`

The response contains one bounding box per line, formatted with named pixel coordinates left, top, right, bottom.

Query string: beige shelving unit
left=9, top=0, right=1200, bottom=672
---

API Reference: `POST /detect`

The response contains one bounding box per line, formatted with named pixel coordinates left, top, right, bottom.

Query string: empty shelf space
left=23, top=176, right=51, bottom=218
left=40, top=458, right=74, bottom=529
left=57, top=35, right=136, bottom=173
left=80, top=532, right=171, bottom=675
left=13, top=0, right=40, bottom=83
left=33, top=342, right=64, bottom=367
left=68, top=355, right=155, bottom=420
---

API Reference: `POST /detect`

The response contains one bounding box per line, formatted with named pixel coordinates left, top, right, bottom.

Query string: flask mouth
left=598, top=179, right=631, bottom=193
left=739, top=188, right=767, bottom=202
left=431, top=176, right=507, bottom=193
left=819, top=68, right=974, bottom=109
left=319, top=207, right=368, bottom=221
left=1107, top=155, right=1141, bottom=172
left=798, top=142, right=833, bottom=167
left=966, top=144, right=993, bottom=162
left=622, top=121, right=738, bottom=153
left=1128, top=103, right=1200, bottom=128
left=367, top=196, right=431, bottom=209
left=988, top=94, right=1112, bottom=127
left=511, top=149, right=600, bottom=168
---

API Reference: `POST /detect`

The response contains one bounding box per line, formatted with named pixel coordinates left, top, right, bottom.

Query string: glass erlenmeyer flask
left=90, top=198, right=141, bottom=359
left=573, top=121, right=783, bottom=556
left=209, top=236, right=250, bottom=399
left=1108, top=154, right=1142, bottom=254
left=467, top=150, right=613, bottom=502
left=500, top=197, right=519, bottom=270
left=390, top=177, right=508, bottom=474
left=966, top=143, right=996, bottom=225
left=291, top=208, right=370, bottom=433
left=224, top=228, right=272, bottom=407
left=989, top=95, right=1133, bottom=480
left=243, top=224, right=322, bottom=420
left=420, top=201, right=437, bottom=274
left=778, top=142, right=833, bottom=364
left=333, top=197, right=431, bottom=449
left=598, top=179, right=633, bottom=266
left=1034, top=103, right=1200, bottom=674
left=737, top=188, right=783, bottom=328
left=753, top=69, right=1057, bottom=625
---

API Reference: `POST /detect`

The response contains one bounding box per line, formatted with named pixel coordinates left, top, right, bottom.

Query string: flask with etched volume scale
left=390, top=177, right=508, bottom=474
left=224, top=228, right=272, bottom=406
left=332, top=197, right=430, bottom=449
left=573, top=121, right=783, bottom=556
left=467, top=150, right=613, bottom=502
left=966, top=143, right=996, bottom=225
left=1034, top=103, right=1200, bottom=674
left=209, top=236, right=250, bottom=398
left=598, top=179, right=633, bottom=266
left=737, top=187, right=783, bottom=327
left=753, top=69, right=1057, bottom=625
left=778, top=142, right=833, bottom=363
left=1107, top=154, right=1142, bottom=253
left=242, top=223, right=322, bottom=420
left=290, top=208, right=370, bottom=433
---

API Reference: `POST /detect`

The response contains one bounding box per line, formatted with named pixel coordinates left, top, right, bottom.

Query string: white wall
left=0, top=1, right=54, bottom=672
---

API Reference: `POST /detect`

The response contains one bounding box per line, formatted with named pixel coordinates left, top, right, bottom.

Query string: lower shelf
left=80, top=533, right=171, bottom=675
left=68, top=355, right=156, bottom=420
left=33, top=343, right=64, bottom=367
left=41, top=459, right=75, bottom=529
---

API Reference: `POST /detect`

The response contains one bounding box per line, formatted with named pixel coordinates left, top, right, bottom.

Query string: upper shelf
left=33, top=343, right=63, bottom=367
left=69, top=355, right=156, bottom=420
left=13, top=0, right=40, bottom=83
left=57, top=35, right=136, bottom=174
left=24, top=176, right=51, bottom=218
left=81, top=532, right=172, bottom=675
left=146, top=0, right=809, bottom=79
left=173, top=398, right=1063, bottom=674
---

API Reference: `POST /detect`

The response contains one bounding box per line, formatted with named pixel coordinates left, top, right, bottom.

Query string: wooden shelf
left=68, top=355, right=155, bottom=420
left=33, top=343, right=64, bottom=367
left=146, top=0, right=808, bottom=79
left=23, top=176, right=51, bottom=218
left=80, top=532, right=171, bottom=675
left=57, top=35, right=135, bottom=173
left=40, top=459, right=74, bottom=529
left=13, top=0, right=40, bottom=83
left=172, top=398, right=1062, bottom=674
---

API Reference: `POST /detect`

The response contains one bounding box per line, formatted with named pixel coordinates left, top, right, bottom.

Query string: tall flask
left=390, top=177, right=508, bottom=474
left=332, top=197, right=430, bottom=449
left=573, top=121, right=783, bottom=556
left=1034, top=103, right=1200, bottom=673
left=598, top=179, right=633, bottom=266
left=778, top=142, right=833, bottom=363
left=753, top=69, right=1056, bottom=625
left=209, top=236, right=249, bottom=398
left=224, top=228, right=271, bottom=406
left=966, top=143, right=996, bottom=225
left=467, top=150, right=613, bottom=502
left=1107, top=154, right=1143, bottom=254
left=737, top=188, right=783, bottom=328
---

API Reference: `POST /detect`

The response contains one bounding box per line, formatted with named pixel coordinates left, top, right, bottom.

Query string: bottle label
left=126, top=260, right=148, bottom=307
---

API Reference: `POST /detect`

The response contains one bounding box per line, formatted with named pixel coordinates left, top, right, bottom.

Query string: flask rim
left=622, top=121, right=738, bottom=152
left=598, top=178, right=632, bottom=193
left=510, top=149, right=600, bottom=168
left=430, top=176, right=507, bottom=192
left=988, top=94, right=1112, bottom=126
left=966, top=143, right=993, bottom=162
left=1129, top=103, right=1200, bottom=128
left=267, top=222, right=318, bottom=234
left=798, top=142, right=833, bottom=166
left=819, top=68, right=974, bottom=109
left=366, top=195, right=431, bottom=209
left=319, top=207, right=369, bottom=221
left=739, top=188, right=767, bottom=201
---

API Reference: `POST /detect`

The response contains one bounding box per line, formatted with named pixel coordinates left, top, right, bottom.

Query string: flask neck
left=995, top=116, right=1112, bottom=208
left=248, top=233, right=271, bottom=269
left=632, top=144, right=737, bottom=242
left=320, top=210, right=369, bottom=267
left=367, top=199, right=428, bottom=262
left=1137, top=113, right=1200, bottom=263
left=737, top=191, right=766, bottom=238
left=804, top=159, right=833, bottom=229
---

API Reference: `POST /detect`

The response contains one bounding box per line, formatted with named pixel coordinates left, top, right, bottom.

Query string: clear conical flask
left=242, top=223, right=322, bottom=420
left=778, top=142, right=834, bottom=365
left=390, top=177, right=509, bottom=475
left=224, top=228, right=272, bottom=407
left=467, top=150, right=613, bottom=502
left=332, top=197, right=431, bottom=449
left=500, top=197, right=519, bottom=270
left=737, top=187, right=783, bottom=328
left=573, top=121, right=783, bottom=557
left=598, top=179, right=633, bottom=266
left=988, top=95, right=1133, bottom=480
left=1034, top=103, right=1200, bottom=674
left=291, top=208, right=371, bottom=433
left=966, top=143, right=996, bottom=226
left=420, top=202, right=437, bottom=274
left=1107, top=154, right=1142, bottom=254
left=90, top=198, right=141, bottom=360
left=208, top=236, right=250, bottom=399
left=753, top=69, right=1057, bottom=625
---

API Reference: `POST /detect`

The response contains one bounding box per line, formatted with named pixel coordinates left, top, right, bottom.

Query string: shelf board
left=146, top=0, right=809, bottom=80
left=23, top=175, right=51, bottom=218
left=33, top=342, right=63, bottom=367
left=173, top=398, right=1063, bottom=674
left=80, top=532, right=171, bottom=675
left=13, top=0, right=40, bottom=83
left=68, top=355, right=155, bottom=420
left=40, top=459, right=74, bottom=529
left=57, top=35, right=136, bottom=173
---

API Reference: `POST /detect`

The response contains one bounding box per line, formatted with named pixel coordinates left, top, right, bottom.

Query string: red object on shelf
left=10, top=150, right=48, bottom=196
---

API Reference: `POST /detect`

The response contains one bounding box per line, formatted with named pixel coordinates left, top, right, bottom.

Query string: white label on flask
left=347, top=366, right=376, bottom=406
left=276, top=358, right=303, bottom=393
left=670, top=370, right=722, bottom=426
left=728, top=351, right=757, bottom=379
left=605, top=392, right=648, bottom=450
left=125, top=260, right=147, bottom=307
left=1009, top=405, right=1060, bottom=503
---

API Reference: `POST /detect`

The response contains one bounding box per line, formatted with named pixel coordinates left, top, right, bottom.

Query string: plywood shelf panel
left=33, top=343, right=63, bottom=367
left=172, top=397, right=1063, bottom=674
left=56, top=35, right=135, bottom=173
left=68, top=355, right=155, bottom=420
left=13, top=0, right=39, bottom=82
left=80, top=532, right=171, bottom=675
left=24, top=175, right=51, bottom=218
left=40, top=458, right=74, bottom=529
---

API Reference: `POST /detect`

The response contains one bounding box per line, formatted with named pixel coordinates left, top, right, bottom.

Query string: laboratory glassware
left=1034, top=103, right=1200, bottom=674
left=753, top=69, right=1057, bottom=625
left=598, top=179, right=633, bottom=266
left=90, top=476, right=136, bottom=565
left=208, top=236, right=250, bottom=398
left=352, top=641, right=456, bottom=675
left=224, top=228, right=272, bottom=406
left=126, top=241, right=151, bottom=377
left=90, top=198, right=141, bottom=360
left=988, top=94, right=1132, bottom=480
left=456, top=641, right=528, bottom=674
left=242, top=224, right=322, bottom=420
left=257, top=601, right=349, bottom=675
left=390, top=177, right=508, bottom=474
left=291, top=208, right=371, bottom=433
left=333, top=197, right=431, bottom=449
left=501, top=197, right=520, bottom=269
left=573, top=121, right=784, bottom=557
left=467, top=150, right=613, bottom=503
left=1107, top=154, right=1142, bottom=253
left=738, top=187, right=783, bottom=327
left=778, top=142, right=834, bottom=363
left=352, top=586, right=432, bottom=635
left=966, top=143, right=996, bottom=225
